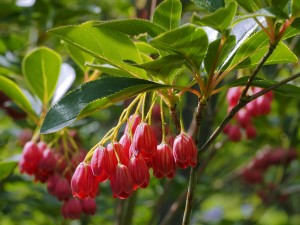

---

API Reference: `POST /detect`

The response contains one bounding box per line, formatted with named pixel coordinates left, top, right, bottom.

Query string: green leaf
left=22, top=47, right=61, bottom=104
left=150, top=24, right=208, bottom=70
left=226, top=76, right=300, bottom=99
left=192, top=1, right=237, bottom=32
left=124, top=55, right=185, bottom=82
left=41, top=77, right=170, bottom=134
left=193, top=0, right=225, bottom=12
left=0, top=75, right=34, bottom=115
left=233, top=7, right=289, bottom=23
left=152, top=0, right=182, bottom=30
left=292, top=0, right=300, bottom=17
left=49, top=22, right=146, bottom=79
left=85, top=63, right=133, bottom=77
left=228, top=31, right=297, bottom=70
left=204, top=35, right=236, bottom=73
left=234, top=0, right=260, bottom=12
left=65, top=43, right=94, bottom=72
left=95, top=19, right=166, bottom=37
left=0, top=161, right=17, bottom=180
left=135, top=42, right=160, bottom=55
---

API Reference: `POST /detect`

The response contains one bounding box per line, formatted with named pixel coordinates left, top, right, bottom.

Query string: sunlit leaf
left=124, top=55, right=185, bottom=82
left=152, top=0, right=182, bottom=30
left=150, top=24, right=208, bottom=70
left=0, top=75, right=34, bottom=115
left=95, top=19, right=166, bottom=37
left=65, top=43, right=94, bottom=72
left=49, top=22, right=147, bottom=79
left=192, top=1, right=237, bottom=32
left=228, top=31, right=297, bottom=69
left=204, top=35, right=236, bottom=73
left=22, top=47, right=61, bottom=104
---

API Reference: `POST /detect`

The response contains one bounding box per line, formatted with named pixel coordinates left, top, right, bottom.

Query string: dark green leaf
left=192, top=1, right=237, bottom=32
left=204, top=35, right=236, bottom=73
left=65, top=43, right=94, bottom=72
left=193, top=0, right=225, bottom=12
left=152, top=0, right=182, bottom=30
left=0, top=161, right=17, bottom=180
left=41, top=77, right=171, bottom=134
left=95, top=19, right=166, bottom=37
left=49, top=22, right=147, bottom=79
left=150, top=24, right=208, bottom=70
left=228, top=31, right=297, bottom=70
left=226, top=76, right=300, bottom=99
left=124, top=55, right=185, bottom=82
left=0, top=75, right=34, bottom=115
left=22, top=47, right=61, bottom=104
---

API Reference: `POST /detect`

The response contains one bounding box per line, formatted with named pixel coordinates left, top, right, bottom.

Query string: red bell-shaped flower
left=110, top=163, right=134, bottom=199
left=173, top=133, right=197, bottom=169
left=81, top=198, right=97, bottom=215
left=54, top=177, right=72, bottom=201
left=131, top=122, right=157, bottom=159
left=38, top=148, right=56, bottom=172
left=107, top=142, right=129, bottom=167
left=91, top=146, right=110, bottom=182
left=124, top=114, right=141, bottom=135
left=61, top=198, right=82, bottom=219
left=153, top=143, right=176, bottom=179
left=119, top=133, right=131, bottom=158
left=47, top=173, right=60, bottom=196
left=19, top=141, right=42, bottom=175
left=128, top=153, right=150, bottom=190
left=71, top=162, right=98, bottom=199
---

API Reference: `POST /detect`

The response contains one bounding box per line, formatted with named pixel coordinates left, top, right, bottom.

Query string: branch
left=182, top=100, right=207, bottom=225
left=250, top=72, right=300, bottom=101
left=198, top=43, right=278, bottom=158
left=240, top=43, right=277, bottom=99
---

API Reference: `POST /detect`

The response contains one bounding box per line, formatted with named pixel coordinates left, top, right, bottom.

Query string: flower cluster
left=224, top=87, right=273, bottom=141
left=240, top=148, right=297, bottom=184
left=71, top=114, right=198, bottom=200
left=239, top=148, right=298, bottom=204
left=19, top=132, right=97, bottom=219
